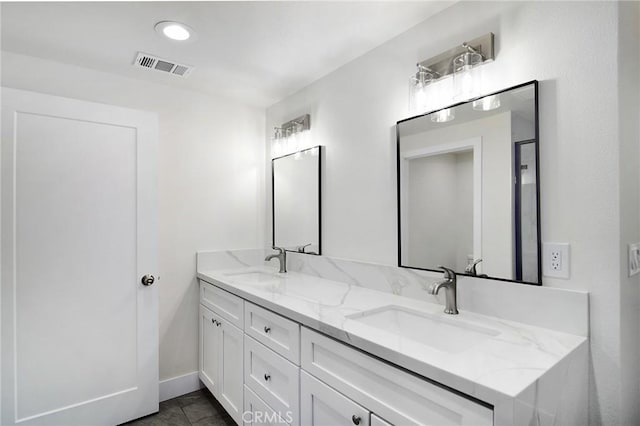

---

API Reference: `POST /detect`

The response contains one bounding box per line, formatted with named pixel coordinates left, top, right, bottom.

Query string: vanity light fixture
left=472, top=94, right=501, bottom=111
left=271, top=114, right=311, bottom=157
left=155, top=21, right=196, bottom=41
left=410, top=33, right=494, bottom=113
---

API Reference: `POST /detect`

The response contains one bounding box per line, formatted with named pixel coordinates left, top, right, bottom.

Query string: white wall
left=406, top=153, right=460, bottom=268
left=266, top=2, right=638, bottom=424
left=1, top=51, right=266, bottom=382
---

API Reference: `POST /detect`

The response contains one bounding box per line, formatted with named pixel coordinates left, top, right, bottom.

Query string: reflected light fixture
left=409, top=33, right=494, bottom=113
left=155, top=21, right=196, bottom=41
left=472, top=94, right=501, bottom=111
left=431, top=108, right=455, bottom=123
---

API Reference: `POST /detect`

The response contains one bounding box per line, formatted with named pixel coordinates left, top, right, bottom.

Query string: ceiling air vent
left=133, top=52, right=193, bottom=77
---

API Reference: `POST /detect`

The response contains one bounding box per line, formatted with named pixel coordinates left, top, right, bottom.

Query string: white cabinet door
left=200, top=305, right=221, bottom=394
left=219, top=317, right=244, bottom=425
left=301, top=371, right=370, bottom=426
left=1, top=88, right=158, bottom=426
left=199, top=304, right=243, bottom=425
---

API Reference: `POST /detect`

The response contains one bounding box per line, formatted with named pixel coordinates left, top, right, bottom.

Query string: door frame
left=399, top=137, right=483, bottom=268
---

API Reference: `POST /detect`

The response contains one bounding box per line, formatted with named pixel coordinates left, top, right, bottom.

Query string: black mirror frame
left=396, top=80, right=541, bottom=285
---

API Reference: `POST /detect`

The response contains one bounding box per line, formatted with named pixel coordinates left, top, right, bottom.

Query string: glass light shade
left=272, top=139, right=283, bottom=157
left=409, top=68, right=436, bottom=113
left=472, top=94, right=501, bottom=111
left=430, top=108, right=455, bottom=123
left=453, top=51, right=483, bottom=101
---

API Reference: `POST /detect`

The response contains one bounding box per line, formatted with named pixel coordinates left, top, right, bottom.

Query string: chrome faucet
left=265, top=246, right=287, bottom=273
left=429, top=266, right=459, bottom=315
left=465, top=258, right=483, bottom=276
left=297, top=243, right=311, bottom=253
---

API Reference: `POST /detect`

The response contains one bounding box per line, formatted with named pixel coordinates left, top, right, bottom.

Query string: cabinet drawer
left=245, top=302, right=300, bottom=364
left=244, top=385, right=291, bottom=426
left=200, top=282, right=244, bottom=329
left=301, top=370, right=370, bottom=426
left=244, top=335, right=299, bottom=425
left=301, top=328, right=493, bottom=426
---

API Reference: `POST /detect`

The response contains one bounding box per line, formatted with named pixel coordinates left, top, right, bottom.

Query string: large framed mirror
left=272, top=145, right=322, bottom=254
left=397, top=81, right=540, bottom=284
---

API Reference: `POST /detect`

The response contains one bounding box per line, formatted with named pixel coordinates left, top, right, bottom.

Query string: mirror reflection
left=397, top=81, right=540, bottom=284
left=272, top=146, right=321, bottom=254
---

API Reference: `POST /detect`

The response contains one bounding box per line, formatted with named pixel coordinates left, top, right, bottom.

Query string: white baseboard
left=159, top=371, right=203, bottom=402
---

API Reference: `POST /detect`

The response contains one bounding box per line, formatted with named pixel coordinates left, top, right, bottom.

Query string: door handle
left=141, top=275, right=155, bottom=286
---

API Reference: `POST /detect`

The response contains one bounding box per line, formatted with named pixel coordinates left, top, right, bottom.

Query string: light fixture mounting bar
left=417, top=33, right=494, bottom=78
left=281, top=114, right=310, bottom=134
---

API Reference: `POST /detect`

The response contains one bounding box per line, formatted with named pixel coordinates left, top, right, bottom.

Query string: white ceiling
left=1, top=1, right=453, bottom=107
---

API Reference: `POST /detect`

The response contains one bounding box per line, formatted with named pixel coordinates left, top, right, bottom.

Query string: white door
left=1, top=88, right=158, bottom=425
left=301, top=371, right=370, bottom=426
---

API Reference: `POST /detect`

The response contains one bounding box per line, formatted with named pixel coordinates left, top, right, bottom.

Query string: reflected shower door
left=514, top=141, right=538, bottom=282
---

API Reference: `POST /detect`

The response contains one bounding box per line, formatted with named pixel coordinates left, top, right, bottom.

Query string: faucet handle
left=271, top=246, right=285, bottom=254
left=465, top=258, right=482, bottom=274
left=297, top=243, right=311, bottom=253
left=437, top=265, right=456, bottom=280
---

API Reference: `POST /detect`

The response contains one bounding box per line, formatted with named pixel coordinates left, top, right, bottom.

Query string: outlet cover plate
left=543, top=242, right=570, bottom=279
left=629, top=243, right=640, bottom=277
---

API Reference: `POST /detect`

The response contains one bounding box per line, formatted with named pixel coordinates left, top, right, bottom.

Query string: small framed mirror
left=397, top=81, right=540, bottom=284
left=272, top=146, right=322, bottom=254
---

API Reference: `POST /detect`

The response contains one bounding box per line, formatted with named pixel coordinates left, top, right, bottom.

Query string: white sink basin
left=347, top=305, right=499, bottom=354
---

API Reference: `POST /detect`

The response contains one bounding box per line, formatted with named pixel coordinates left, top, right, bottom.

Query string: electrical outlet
left=543, top=243, right=570, bottom=279
left=629, top=243, right=640, bottom=277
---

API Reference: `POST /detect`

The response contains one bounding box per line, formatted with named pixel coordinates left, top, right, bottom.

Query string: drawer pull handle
left=211, top=319, right=221, bottom=327
left=264, top=326, right=271, bottom=334
left=264, top=373, right=271, bottom=381
left=352, top=415, right=361, bottom=425
left=211, top=318, right=215, bottom=324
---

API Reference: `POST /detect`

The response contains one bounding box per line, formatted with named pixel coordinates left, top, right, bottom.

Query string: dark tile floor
left=124, top=389, right=236, bottom=426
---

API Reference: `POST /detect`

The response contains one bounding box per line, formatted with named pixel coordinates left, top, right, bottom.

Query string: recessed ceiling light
left=155, top=21, right=196, bottom=42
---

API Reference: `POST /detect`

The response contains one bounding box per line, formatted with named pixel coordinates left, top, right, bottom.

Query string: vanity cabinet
left=199, top=300, right=244, bottom=424
left=199, top=280, right=494, bottom=426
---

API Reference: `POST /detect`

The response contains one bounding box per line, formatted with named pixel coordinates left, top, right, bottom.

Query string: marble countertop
left=197, top=265, right=587, bottom=408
